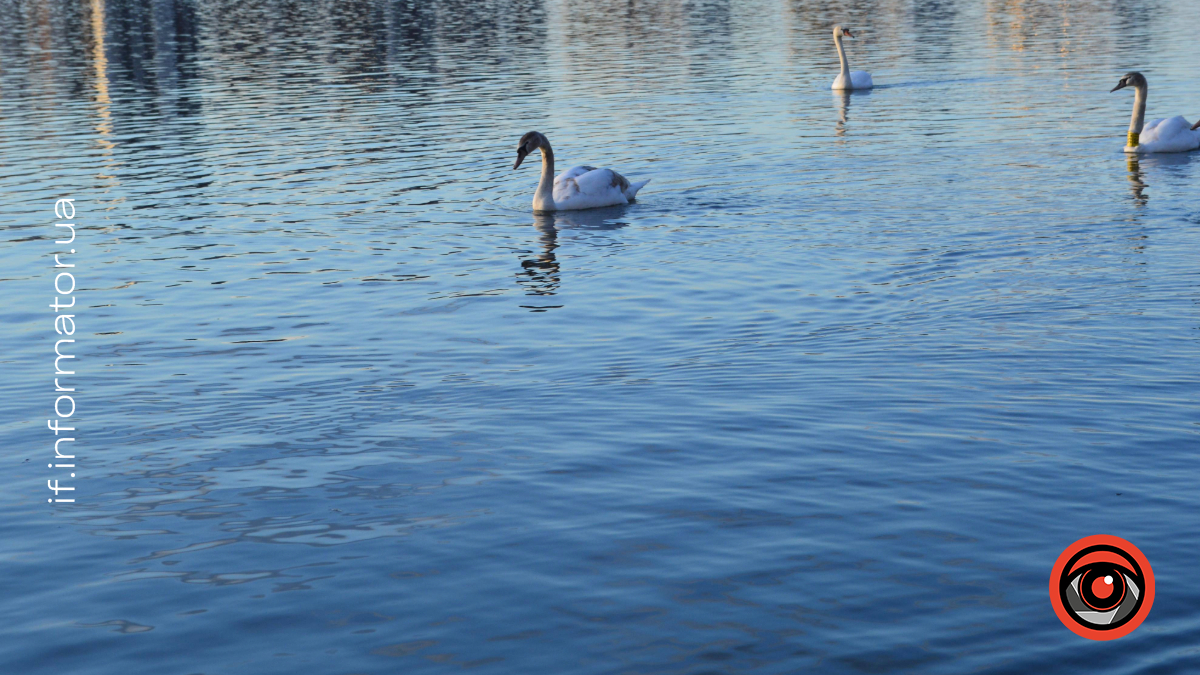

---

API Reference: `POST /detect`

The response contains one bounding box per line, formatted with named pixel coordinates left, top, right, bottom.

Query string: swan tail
left=626, top=179, right=650, bottom=201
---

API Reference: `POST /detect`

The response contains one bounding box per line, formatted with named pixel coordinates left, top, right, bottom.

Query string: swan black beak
left=1110, top=81, right=1127, bottom=93
left=514, top=147, right=528, bottom=170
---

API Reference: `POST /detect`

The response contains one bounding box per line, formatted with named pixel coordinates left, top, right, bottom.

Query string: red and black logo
left=1049, top=535, right=1154, bottom=640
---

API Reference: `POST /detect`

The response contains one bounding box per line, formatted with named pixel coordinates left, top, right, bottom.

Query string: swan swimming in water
left=512, top=131, right=650, bottom=211
left=1111, top=72, right=1200, bottom=153
left=831, top=26, right=872, bottom=91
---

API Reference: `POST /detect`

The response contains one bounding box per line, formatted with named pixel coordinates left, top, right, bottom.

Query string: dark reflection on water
left=518, top=211, right=631, bottom=303
left=833, top=89, right=870, bottom=137
left=2, top=0, right=1200, bottom=674
left=1126, top=157, right=1148, bottom=207
left=519, top=220, right=562, bottom=298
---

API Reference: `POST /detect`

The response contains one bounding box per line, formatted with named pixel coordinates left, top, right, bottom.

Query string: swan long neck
left=834, top=32, right=850, bottom=81
left=1128, top=82, right=1147, bottom=146
left=534, top=141, right=555, bottom=210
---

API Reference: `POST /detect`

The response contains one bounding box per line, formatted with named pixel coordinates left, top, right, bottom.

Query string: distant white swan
left=512, top=131, right=649, bottom=211
left=1111, top=72, right=1200, bottom=153
left=831, top=25, right=873, bottom=90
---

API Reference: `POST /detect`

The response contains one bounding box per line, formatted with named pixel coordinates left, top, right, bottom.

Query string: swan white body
left=513, top=131, right=648, bottom=211
left=832, top=71, right=874, bottom=90
left=1127, top=116, right=1200, bottom=154
left=831, top=26, right=872, bottom=90
left=1112, top=72, right=1200, bottom=154
left=548, top=165, right=650, bottom=211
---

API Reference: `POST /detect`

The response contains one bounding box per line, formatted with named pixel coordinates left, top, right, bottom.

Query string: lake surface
left=2, top=0, right=1199, bottom=672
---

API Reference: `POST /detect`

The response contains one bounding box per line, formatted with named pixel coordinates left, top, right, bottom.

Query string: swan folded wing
left=554, top=165, right=597, bottom=184
left=553, top=167, right=629, bottom=209
left=849, top=71, right=873, bottom=89
left=1139, top=116, right=1200, bottom=152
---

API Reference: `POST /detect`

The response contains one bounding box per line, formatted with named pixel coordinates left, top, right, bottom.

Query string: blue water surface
left=1, top=0, right=1199, bottom=673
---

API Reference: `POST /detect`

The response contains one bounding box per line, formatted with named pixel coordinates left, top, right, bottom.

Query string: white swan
left=512, top=131, right=649, bottom=211
left=1111, top=72, right=1200, bottom=153
left=831, top=26, right=872, bottom=90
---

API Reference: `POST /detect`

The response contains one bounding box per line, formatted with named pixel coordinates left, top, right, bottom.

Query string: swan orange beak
left=843, top=29, right=855, bottom=38
left=514, top=147, right=529, bottom=170
left=1193, top=120, right=1200, bottom=131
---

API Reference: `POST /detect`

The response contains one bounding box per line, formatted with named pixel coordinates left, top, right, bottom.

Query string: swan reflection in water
left=1124, top=151, right=1193, bottom=207
left=833, top=88, right=871, bottom=138
left=1126, top=156, right=1147, bottom=206
left=518, top=221, right=561, bottom=298
left=516, top=207, right=630, bottom=303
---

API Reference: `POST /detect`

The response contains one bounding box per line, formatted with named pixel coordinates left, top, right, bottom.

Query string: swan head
left=833, top=25, right=855, bottom=38
left=514, top=131, right=547, bottom=170
left=1110, top=72, right=1146, bottom=93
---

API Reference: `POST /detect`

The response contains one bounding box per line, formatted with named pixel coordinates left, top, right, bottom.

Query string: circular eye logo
left=1050, top=535, right=1154, bottom=640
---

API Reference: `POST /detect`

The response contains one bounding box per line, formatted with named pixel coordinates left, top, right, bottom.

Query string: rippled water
left=3, top=0, right=1199, bottom=672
